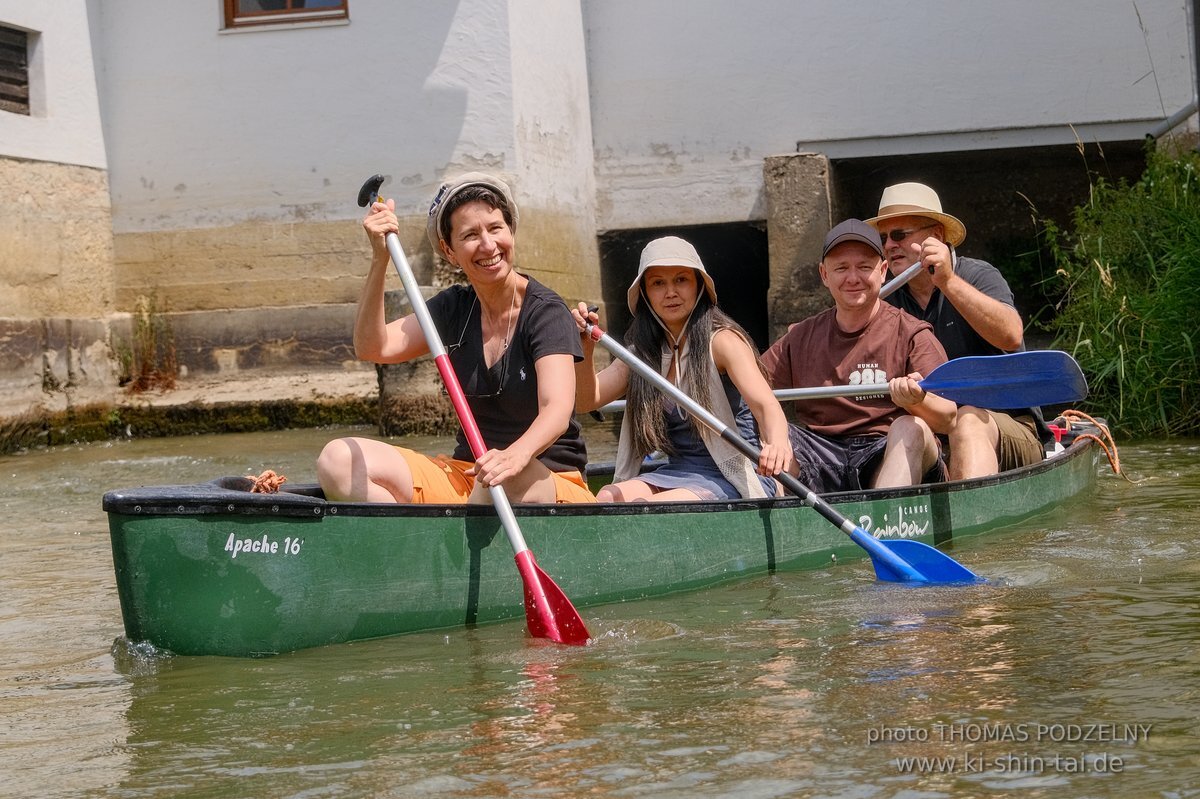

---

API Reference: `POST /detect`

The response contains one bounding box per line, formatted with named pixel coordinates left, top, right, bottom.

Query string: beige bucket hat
left=626, top=236, right=718, bottom=314
left=425, top=172, right=520, bottom=254
left=866, top=182, right=966, bottom=247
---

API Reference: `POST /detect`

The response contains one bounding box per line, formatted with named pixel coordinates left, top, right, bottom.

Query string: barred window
left=223, top=0, right=348, bottom=29
left=0, top=25, right=29, bottom=115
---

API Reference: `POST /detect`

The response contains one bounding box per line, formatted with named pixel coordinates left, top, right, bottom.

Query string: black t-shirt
left=426, top=276, right=588, bottom=472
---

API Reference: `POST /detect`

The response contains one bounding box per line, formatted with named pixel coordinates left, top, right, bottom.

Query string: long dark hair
left=624, top=277, right=764, bottom=456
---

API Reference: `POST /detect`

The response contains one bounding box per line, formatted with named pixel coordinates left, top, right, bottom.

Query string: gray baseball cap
left=822, top=218, right=885, bottom=260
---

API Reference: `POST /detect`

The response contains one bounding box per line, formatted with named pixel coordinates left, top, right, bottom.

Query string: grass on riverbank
left=1046, top=145, right=1200, bottom=438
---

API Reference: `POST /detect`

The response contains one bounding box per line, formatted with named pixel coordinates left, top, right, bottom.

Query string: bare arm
left=938, top=276, right=1024, bottom=351
left=353, top=199, right=431, bottom=364
left=570, top=303, right=630, bottom=412
left=918, top=239, right=1024, bottom=352
left=890, top=372, right=957, bottom=435
left=712, top=329, right=796, bottom=477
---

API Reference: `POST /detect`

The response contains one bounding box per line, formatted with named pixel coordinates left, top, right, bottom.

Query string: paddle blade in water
left=515, top=551, right=590, bottom=645
left=921, top=350, right=1088, bottom=408
left=877, top=539, right=982, bottom=584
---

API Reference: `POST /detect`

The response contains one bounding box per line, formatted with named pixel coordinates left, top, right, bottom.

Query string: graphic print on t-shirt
left=848, top=363, right=888, bottom=400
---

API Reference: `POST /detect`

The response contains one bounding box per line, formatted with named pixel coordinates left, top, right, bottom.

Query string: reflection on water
left=1, top=430, right=1198, bottom=797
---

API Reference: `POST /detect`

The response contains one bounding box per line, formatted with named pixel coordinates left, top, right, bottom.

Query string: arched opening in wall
left=826, top=140, right=1149, bottom=338
left=597, top=222, right=770, bottom=350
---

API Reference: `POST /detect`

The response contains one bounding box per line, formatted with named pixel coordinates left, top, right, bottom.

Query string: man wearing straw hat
left=867, top=182, right=1047, bottom=479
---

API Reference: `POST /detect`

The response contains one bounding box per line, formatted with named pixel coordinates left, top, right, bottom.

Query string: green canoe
left=103, top=439, right=1098, bottom=657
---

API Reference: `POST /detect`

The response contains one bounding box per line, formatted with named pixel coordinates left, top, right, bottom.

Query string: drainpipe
left=1147, top=100, right=1199, bottom=139
left=1147, top=0, right=1200, bottom=141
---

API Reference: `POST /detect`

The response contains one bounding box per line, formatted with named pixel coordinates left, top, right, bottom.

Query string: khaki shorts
left=395, top=447, right=596, bottom=504
left=992, top=412, right=1044, bottom=471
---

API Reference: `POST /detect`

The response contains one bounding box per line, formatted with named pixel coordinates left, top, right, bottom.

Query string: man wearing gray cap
left=762, top=219, right=956, bottom=493
left=867, top=182, right=1047, bottom=479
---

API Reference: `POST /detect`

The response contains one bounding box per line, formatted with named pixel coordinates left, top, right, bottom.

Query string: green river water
left=1, top=426, right=1197, bottom=798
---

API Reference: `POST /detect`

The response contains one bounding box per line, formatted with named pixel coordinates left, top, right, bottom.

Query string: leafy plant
left=1046, top=145, right=1200, bottom=437
left=119, top=294, right=178, bottom=393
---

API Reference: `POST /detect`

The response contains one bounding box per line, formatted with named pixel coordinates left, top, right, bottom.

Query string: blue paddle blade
left=874, top=539, right=982, bottom=584
left=921, top=350, right=1088, bottom=409
left=847, top=527, right=978, bottom=584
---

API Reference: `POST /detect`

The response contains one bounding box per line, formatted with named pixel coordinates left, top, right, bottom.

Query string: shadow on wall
left=597, top=223, right=770, bottom=351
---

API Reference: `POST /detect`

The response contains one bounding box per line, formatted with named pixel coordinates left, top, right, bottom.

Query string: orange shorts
left=394, top=447, right=596, bottom=504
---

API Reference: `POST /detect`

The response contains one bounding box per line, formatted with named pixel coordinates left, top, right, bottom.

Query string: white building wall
left=88, top=1, right=1195, bottom=238
left=583, top=0, right=1196, bottom=231
left=88, top=0, right=603, bottom=322
left=88, top=0, right=531, bottom=233
left=0, top=0, right=106, bottom=168
left=509, top=0, right=597, bottom=220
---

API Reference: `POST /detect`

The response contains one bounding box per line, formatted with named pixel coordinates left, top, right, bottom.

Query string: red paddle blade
left=515, top=551, right=590, bottom=645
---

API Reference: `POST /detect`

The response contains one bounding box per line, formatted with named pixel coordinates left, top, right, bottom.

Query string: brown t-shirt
left=762, top=303, right=948, bottom=437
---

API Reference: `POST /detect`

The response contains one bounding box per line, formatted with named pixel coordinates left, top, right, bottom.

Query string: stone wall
left=0, top=158, right=115, bottom=318
left=0, top=157, right=117, bottom=412
left=762, top=153, right=832, bottom=344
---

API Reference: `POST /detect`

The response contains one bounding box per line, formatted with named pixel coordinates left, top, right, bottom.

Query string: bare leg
left=596, top=480, right=702, bottom=503
left=468, top=458, right=558, bottom=504
left=948, top=406, right=1001, bottom=480
left=872, top=416, right=939, bottom=488
left=316, top=437, right=414, bottom=502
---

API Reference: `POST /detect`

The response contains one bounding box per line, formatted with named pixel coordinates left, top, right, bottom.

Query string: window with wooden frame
left=0, top=25, right=30, bottom=115
left=223, top=0, right=348, bottom=29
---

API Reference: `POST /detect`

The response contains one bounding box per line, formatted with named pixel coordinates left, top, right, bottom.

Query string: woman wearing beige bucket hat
left=317, top=173, right=595, bottom=505
left=867, top=182, right=1048, bottom=479
left=572, top=236, right=794, bottom=502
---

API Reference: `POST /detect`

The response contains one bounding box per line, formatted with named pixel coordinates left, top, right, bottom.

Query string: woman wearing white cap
left=572, top=236, right=794, bottom=502
left=317, top=173, right=594, bottom=504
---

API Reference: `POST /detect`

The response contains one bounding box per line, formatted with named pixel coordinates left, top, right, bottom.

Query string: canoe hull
left=105, top=441, right=1098, bottom=656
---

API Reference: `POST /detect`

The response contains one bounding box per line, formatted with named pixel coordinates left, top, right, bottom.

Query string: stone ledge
left=0, top=364, right=384, bottom=454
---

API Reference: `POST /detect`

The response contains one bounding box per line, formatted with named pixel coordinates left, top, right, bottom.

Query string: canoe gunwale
left=101, top=438, right=1095, bottom=519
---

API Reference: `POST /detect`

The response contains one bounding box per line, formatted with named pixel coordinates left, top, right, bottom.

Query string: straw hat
left=866, top=182, right=966, bottom=247
left=425, top=172, right=519, bottom=254
left=626, top=236, right=718, bottom=314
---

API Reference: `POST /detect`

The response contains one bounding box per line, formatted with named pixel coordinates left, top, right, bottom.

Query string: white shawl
left=613, top=331, right=769, bottom=499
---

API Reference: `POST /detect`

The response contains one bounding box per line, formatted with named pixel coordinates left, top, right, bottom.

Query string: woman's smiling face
left=441, top=200, right=515, bottom=285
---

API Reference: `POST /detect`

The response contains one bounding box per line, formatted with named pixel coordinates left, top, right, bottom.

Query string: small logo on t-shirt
left=519, top=367, right=527, bottom=382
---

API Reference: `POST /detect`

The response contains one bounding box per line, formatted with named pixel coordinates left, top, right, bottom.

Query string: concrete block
left=763, top=153, right=832, bottom=343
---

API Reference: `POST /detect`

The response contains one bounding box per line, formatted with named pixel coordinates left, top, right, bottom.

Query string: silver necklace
left=500, top=284, right=517, bottom=350
left=481, top=284, right=517, bottom=361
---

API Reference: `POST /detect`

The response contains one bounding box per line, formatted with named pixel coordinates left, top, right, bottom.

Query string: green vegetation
left=118, top=294, right=178, bottom=392
left=1045, top=145, right=1200, bottom=437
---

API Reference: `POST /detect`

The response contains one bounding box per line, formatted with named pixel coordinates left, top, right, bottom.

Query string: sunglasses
left=879, top=224, right=937, bottom=244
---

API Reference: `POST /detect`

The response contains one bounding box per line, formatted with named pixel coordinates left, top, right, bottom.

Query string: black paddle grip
left=357, top=174, right=386, bottom=208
